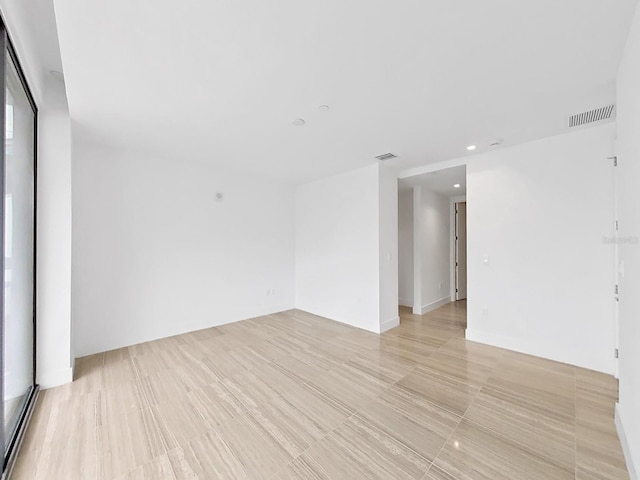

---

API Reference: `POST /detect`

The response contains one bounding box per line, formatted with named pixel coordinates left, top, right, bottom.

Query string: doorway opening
left=455, top=201, right=467, bottom=301
left=397, top=165, right=467, bottom=329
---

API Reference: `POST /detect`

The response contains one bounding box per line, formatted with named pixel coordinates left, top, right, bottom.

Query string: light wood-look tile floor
left=12, top=302, right=629, bottom=479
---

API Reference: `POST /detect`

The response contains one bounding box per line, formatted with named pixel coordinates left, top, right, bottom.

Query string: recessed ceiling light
left=454, top=184, right=461, bottom=188
left=467, top=145, right=476, bottom=151
left=292, top=118, right=306, bottom=126
left=319, top=105, right=330, bottom=111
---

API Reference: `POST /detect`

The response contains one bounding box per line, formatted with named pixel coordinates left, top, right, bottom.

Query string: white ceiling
left=52, top=0, right=638, bottom=184
left=399, top=165, right=466, bottom=197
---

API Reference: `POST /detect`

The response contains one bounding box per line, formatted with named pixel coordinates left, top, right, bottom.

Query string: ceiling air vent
left=568, top=104, right=615, bottom=128
left=375, top=153, right=397, bottom=161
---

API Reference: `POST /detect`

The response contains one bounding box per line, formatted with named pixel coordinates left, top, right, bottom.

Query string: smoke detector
left=568, top=104, right=615, bottom=128
left=375, top=153, right=397, bottom=161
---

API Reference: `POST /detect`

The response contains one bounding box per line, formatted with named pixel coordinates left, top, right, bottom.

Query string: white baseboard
left=380, top=316, right=400, bottom=333
left=465, top=328, right=614, bottom=375
left=414, top=296, right=451, bottom=315
left=616, top=404, right=638, bottom=480
left=398, top=298, right=413, bottom=307
left=37, top=367, right=73, bottom=389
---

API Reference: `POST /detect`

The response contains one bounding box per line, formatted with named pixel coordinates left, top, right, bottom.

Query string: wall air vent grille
left=375, top=153, right=397, bottom=161
left=568, top=104, right=615, bottom=128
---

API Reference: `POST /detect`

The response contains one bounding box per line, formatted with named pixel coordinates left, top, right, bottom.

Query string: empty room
left=0, top=0, right=638, bottom=479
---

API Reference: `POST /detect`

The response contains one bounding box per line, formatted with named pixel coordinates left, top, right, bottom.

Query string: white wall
left=466, top=123, right=616, bottom=374
left=413, top=186, right=451, bottom=314
left=378, top=165, right=399, bottom=331
left=0, top=0, right=73, bottom=388
left=72, top=139, right=295, bottom=356
left=295, top=163, right=399, bottom=333
left=398, top=189, right=413, bottom=306
left=38, top=79, right=72, bottom=387
left=295, top=164, right=381, bottom=332
left=615, top=2, right=640, bottom=476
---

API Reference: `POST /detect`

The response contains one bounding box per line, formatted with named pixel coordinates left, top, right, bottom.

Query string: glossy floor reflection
left=12, top=301, right=629, bottom=479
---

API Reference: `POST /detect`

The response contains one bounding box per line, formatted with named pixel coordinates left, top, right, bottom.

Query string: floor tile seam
left=191, top=362, right=283, bottom=410
left=470, top=383, right=578, bottom=428
left=347, top=407, right=451, bottom=479
left=263, top=409, right=360, bottom=480
left=459, top=408, right=577, bottom=470
left=111, top=381, right=156, bottom=414
left=317, top=403, right=433, bottom=480
left=261, top=372, right=420, bottom=480
left=223, top=406, right=302, bottom=473
left=157, top=419, right=267, bottom=480
left=93, top=419, right=135, bottom=480
left=460, top=400, right=576, bottom=442
left=433, top=397, right=577, bottom=480
left=482, top=366, right=577, bottom=464
left=376, top=379, right=468, bottom=432
left=385, top=361, right=423, bottom=389
left=370, top=373, right=469, bottom=466
left=410, top=361, right=496, bottom=391
left=390, top=357, right=482, bottom=420
left=406, top=352, right=486, bottom=384
left=104, top=450, right=171, bottom=480
left=268, top=356, right=338, bottom=387
left=131, top=379, right=188, bottom=412
left=479, top=380, right=578, bottom=408
left=426, top=400, right=467, bottom=478
left=487, top=370, right=577, bottom=390
left=491, top=359, right=577, bottom=382
left=240, top=390, right=335, bottom=455
left=141, top=403, right=189, bottom=461
left=418, top=348, right=501, bottom=370
left=457, top=378, right=486, bottom=421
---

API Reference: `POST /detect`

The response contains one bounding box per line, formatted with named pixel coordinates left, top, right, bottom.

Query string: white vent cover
left=375, top=153, right=397, bottom=161
left=568, top=104, right=615, bottom=128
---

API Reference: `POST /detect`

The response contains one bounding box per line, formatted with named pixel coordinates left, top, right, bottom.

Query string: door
left=455, top=202, right=467, bottom=300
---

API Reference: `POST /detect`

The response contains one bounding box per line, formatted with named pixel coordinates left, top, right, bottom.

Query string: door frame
left=449, top=195, right=466, bottom=301
left=612, top=149, right=620, bottom=379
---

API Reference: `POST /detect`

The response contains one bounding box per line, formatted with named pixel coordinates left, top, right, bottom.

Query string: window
left=0, top=18, right=38, bottom=477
